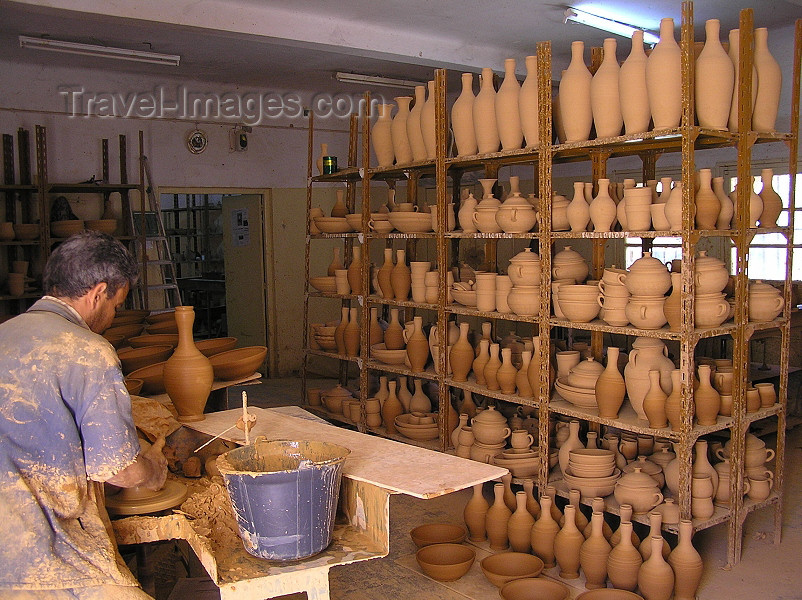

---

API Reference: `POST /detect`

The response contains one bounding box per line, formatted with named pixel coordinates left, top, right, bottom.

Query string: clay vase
left=664, top=370, right=683, bottom=431
left=753, top=27, right=782, bottom=133
left=695, top=169, right=720, bottom=230
left=694, top=440, right=719, bottom=498
left=391, top=249, right=411, bottom=301
left=486, top=483, right=512, bottom=550
left=527, top=336, right=543, bottom=399
left=391, top=96, right=413, bottom=165
left=638, top=536, right=675, bottom=600
left=531, top=495, right=560, bottom=568
left=316, top=142, right=327, bottom=175
left=696, top=19, right=734, bottom=130
left=331, top=189, right=347, bottom=218
left=397, top=377, right=412, bottom=412
left=663, top=181, right=683, bottom=230
left=727, top=29, right=756, bottom=131
left=558, top=420, right=584, bottom=475
left=328, top=246, right=344, bottom=276
left=381, top=381, right=403, bottom=434
left=410, top=378, right=430, bottom=413
left=643, top=370, right=669, bottom=429
left=589, top=178, right=617, bottom=232
left=567, top=181, right=590, bottom=232
left=624, top=338, right=674, bottom=421
left=759, top=168, right=783, bottom=227
left=450, top=322, right=474, bottom=382
left=496, top=58, right=523, bottom=151
left=464, top=483, right=489, bottom=542
left=369, top=307, right=383, bottom=347
left=565, top=489, right=590, bottom=534
left=377, top=248, right=394, bottom=298
left=591, top=38, right=623, bottom=138
left=384, top=308, right=404, bottom=350
left=595, top=346, right=626, bottom=418
left=508, top=491, right=535, bottom=552
left=620, top=30, right=651, bottom=135
left=347, top=245, right=363, bottom=295
left=522, top=479, right=541, bottom=519
left=421, top=80, right=437, bottom=160
left=451, top=413, right=469, bottom=449
left=610, top=504, right=641, bottom=548
left=371, top=103, right=395, bottom=167
left=473, top=339, right=490, bottom=386
left=484, top=343, right=502, bottom=391
left=580, top=511, right=612, bottom=589
left=555, top=504, right=584, bottom=579
left=607, top=520, right=642, bottom=591
left=664, top=272, right=682, bottom=331
left=474, top=67, right=500, bottom=154
left=695, top=364, right=721, bottom=426
left=497, top=348, right=518, bottom=395
left=646, top=18, right=682, bottom=130
left=334, top=307, right=349, bottom=355
left=344, top=307, right=360, bottom=357
left=516, top=350, right=534, bottom=398
left=668, top=520, right=703, bottom=600
left=458, top=192, right=478, bottom=233
left=452, top=73, right=478, bottom=157
left=163, top=306, right=214, bottom=422
left=711, top=176, right=733, bottom=230
left=559, top=41, right=593, bottom=143
left=405, top=316, right=429, bottom=373
left=520, top=55, right=540, bottom=147
left=407, top=85, right=427, bottom=162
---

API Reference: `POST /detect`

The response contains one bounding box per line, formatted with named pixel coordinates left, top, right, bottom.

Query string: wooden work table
left=113, top=406, right=507, bottom=600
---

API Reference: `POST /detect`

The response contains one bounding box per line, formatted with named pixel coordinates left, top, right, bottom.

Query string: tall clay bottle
left=554, top=504, right=584, bottom=579
left=643, top=370, right=669, bottom=428
left=610, top=504, right=641, bottom=548
left=344, top=307, right=360, bottom=357
left=595, top=346, right=626, bottom=418
left=391, top=249, right=411, bottom=301
left=639, top=512, right=671, bottom=560
left=695, top=364, right=721, bottom=426
left=450, top=322, right=474, bottom=382
left=474, top=67, right=500, bottom=154
left=486, top=483, right=512, bottom=550
left=377, top=247, right=394, bottom=298
left=522, top=479, right=541, bottom=519
left=516, top=350, right=534, bottom=398
left=461, top=389, right=478, bottom=418
left=463, top=483, right=489, bottom=542
left=664, top=181, right=683, bottom=231
left=646, top=18, right=682, bottom=129
left=384, top=308, right=404, bottom=350
left=619, top=30, right=651, bottom=135
left=607, top=520, right=643, bottom=591
left=567, top=181, right=590, bottom=232
left=369, top=307, right=383, bottom=347
left=664, top=369, right=684, bottom=431
left=508, top=491, right=535, bottom=552
left=483, top=343, right=502, bottom=391
left=752, top=27, right=782, bottom=133
left=396, top=376, right=411, bottom=412
left=583, top=497, right=613, bottom=540
left=391, top=96, right=413, bottom=165
left=591, top=38, right=623, bottom=138
left=472, top=339, right=490, bottom=386
left=589, top=178, right=617, bottom=233
left=638, top=536, right=675, bottom=600
left=420, top=80, right=437, bottom=160
left=695, top=169, right=720, bottom=230
left=381, top=380, right=403, bottom=434
left=164, top=306, right=214, bottom=422
left=405, top=316, right=429, bottom=373
left=559, top=41, right=593, bottom=143
left=527, top=335, right=543, bottom=399
left=407, top=85, right=428, bottom=162
left=452, top=73, right=478, bottom=157
left=531, top=495, right=560, bottom=568
left=496, top=58, right=523, bottom=151
left=759, top=168, right=783, bottom=227
left=334, top=307, right=349, bottom=355
left=565, top=489, right=589, bottom=533
left=580, top=511, right=612, bottom=589
left=727, top=28, right=758, bottom=132
left=519, top=55, right=540, bottom=147
left=558, top=420, right=583, bottom=475
left=545, top=485, right=564, bottom=523
left=331, top=189, right=347, bottom=218
left=347, top=245, right=363, bottom=295
left=496, top=348, right=518, bottom=394
left=668, top=520, right=703, bottom=600
left=695, top=19, right=734, bottom=130
left=328, top=246, right=343, bottom=276
left=371, top=103, right=395, bottom=168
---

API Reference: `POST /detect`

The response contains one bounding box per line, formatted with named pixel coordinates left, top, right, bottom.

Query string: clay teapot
left=471, top=405, right=511, bottom=445
left=622, top=252, right=671, bottom=296
left=552, top=246, right=589, bottom=283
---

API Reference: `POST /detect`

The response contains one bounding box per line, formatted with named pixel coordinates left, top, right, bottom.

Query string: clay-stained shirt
left=0, top=297, right=140, bottom=590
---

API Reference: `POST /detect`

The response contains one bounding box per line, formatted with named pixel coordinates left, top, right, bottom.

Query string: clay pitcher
left=163, top=306, right=214, bottom=422
left=695, top=19, right=734, bottom=130
left=452, top=73, right=478, bottom=157
left=486, top=483, right=512, bottom=550
left=559, top=41, right=593, bottom=142
left=463, top=483, right=489, bottom=541
left=619, top=30, right=650, bottom=135
left=638, top=536, right=675, bottom=600
left=643, top=370, right=669, bottom=428
left=694, top=364, right=721, bottom=426
left=695, top=168, right=720, bottom=230
left=531, top=495, right=560, bottom=568
left=554, top=504, right=584, bottom=579
left=752, top=27, right=782, bottom=133
left=519, top=55, right=540, bottom=147
left=508, top=491, right=535, bottom=552
left=496, top=347, right=518, bottom=394
left=590, top=38, right=623, bottom=138
left=496, top=58, right=523, bottom=150
left=391, top=96, right=413, bottom=165
left=595, top=346, right=625, bottom=418
left=646, top=18, right=682, bottom=129
left=607, top=520, right=642, bottom=591
left=449, top=322, right=474, bottom=382
left=668, top=520, right=703, bottom=600
left=579, top=511, right=612, bottom=589
left=404, top=316, right=429, bottom=373
left=474, top=67, right=500, bottom=154
left=377, top=247, right=394, bottom=298
left=407, top=85, right=427, bottom=161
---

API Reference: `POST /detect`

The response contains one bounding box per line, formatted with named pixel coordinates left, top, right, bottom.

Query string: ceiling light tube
left=19, top=35, right=181, bottom=66
left=335, top=72, right=426, bottom=90
left=564, top=8, right=660, bottom=45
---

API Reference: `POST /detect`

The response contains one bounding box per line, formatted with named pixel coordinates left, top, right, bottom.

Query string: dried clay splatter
left=179, top=480, right=240, bottom=552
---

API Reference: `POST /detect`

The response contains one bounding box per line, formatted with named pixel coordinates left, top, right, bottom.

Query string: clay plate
left=415, top=543, right=475, bottom=581
left=210, top=346, right=267, bottom=380
left=500, top=577, right=572, bottom=600
left=145, top=310, right=176, bottom=324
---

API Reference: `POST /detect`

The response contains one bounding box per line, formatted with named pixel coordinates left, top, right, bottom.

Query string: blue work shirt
left=0, top=297, right=140, bottom=591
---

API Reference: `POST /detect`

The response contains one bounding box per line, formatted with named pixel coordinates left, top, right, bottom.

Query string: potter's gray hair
left=44, top=230, right=139, bottom=299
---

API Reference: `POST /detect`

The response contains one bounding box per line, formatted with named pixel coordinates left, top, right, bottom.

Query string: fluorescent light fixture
left=564, top=8, right=660, bottom=45
left=19, top=35, right=180, bottom=66
left=335, top=72, right=426, bottom=90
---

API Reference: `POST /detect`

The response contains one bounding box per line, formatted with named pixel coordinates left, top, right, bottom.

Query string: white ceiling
left=2, top=0, right=801, bottom=93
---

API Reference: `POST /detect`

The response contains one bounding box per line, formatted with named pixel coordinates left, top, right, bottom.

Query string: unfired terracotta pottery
left=163, top=306, right=214, bottom=422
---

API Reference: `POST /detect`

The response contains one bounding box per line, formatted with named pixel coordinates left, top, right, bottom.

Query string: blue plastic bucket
left=217, top=438, right=350, bottom=560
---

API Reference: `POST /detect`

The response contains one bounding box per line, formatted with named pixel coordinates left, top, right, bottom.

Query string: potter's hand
left=140, top=436, right=168, bottom=491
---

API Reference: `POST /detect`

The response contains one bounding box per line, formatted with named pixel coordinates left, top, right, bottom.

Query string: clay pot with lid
left=614, top=467, right=664, bottom=514
left=625, top=296, right=667, bottom=330
left=322, top=385, right=353, bottom=414
left=508, top=248, right=542, bottom=286
left=552, top=194, right=571, bottom=231
left=471, top=405, right=512, bottom=445
left=553, top=246, right=589, bottom=283
left=622, top=252, right=671, bottom=296
left=496, top=193, right=537, bottom=233
left=748, top=280, right=784, bottom=322
left=694, top=251, right=729, bottom=294
left=566, top=357, right=604, bottom=390
left=623, top=456, right=665, bottom=488
left=695, top=292, right=730, bottom=328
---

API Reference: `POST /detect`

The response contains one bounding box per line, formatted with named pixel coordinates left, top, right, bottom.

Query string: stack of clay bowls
left=506, top=248, right=541, bottom=317
left=554, top=357, right=603, bottom=408
left=597, top=267, right=629, bottom=326
left=313, top=216, right=352, bottom=233
left=410, top=261, right=432, bottom=303
left=693, top=251, right=730, bottom=328
left=748, top=280, right=784, bottom=322
left=395, top=412, right=439, bottom=441
left=311, top=324, right=337, bottom=352
left=474, top=272, right=498, bottom=312
left=623, top=252, right=670, bottom=329
left=562, top=448, right=620, bottom=498
left=623, top=186, right=653, bottom=231
left=556, top=283, right=601, bottom=323
left=367, top=212, right=393, bottom=233
left=492, top=428, right=539, bottom=477
left=388, top=210, right=433, bottom=233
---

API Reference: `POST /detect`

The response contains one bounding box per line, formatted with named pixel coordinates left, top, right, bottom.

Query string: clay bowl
left=562, top=467, right=621, bottom=499
left=110, top=313, right=147, bottom=327
left=85, top=219, right=118, bottom=234
left=13, top=223, right=39, bottom=240
left=51, top=219, right=85, bottom=238
left=309, top=276, right=337, bottom=294
left=195, top=337, right=238, bottom=357
left=116, top=309, right=151, bottom=320
left=370, top=343, right=407, bottom=365
left=500, top=578, right=572, bottom=600
left=313, top=216, right=352, bottom=233
left=415, top=543, right=475, bottom=582
left=450, top=288, right=477, bottom=307
left=124, top=378, right=144, bottom=395
left=553, top=378, right=598, bottom=409
left=568, top=448, right=616, bottom=466
left=410, top=523, right=467, bottom=548
left=145, top=310, right=176, bottom=324
left=103, top=323, right=145, bottom=342
left=369, top=220, right=395, bottom=234
left=128, top=334, right=179, bottom=349
left=492, top=455, right=540, bottom=477
left=117, top=345, right=174, bottom=375
left=576, top=590, right=644, bottom=600
left=345, top=213, right=364, bottom=230
left=394, top=421, right=439, bottom=441
left=316, top=336, right=338, bottom=352
left=567, top=463, right=617, bottom=478
left=480, top=552, right=545, bottom=588
left=314, top=325, right=337, bottom=337
left=557, top=298, right=601, bottom=323
left=209, top=346, right=267, bottom=380
left=387, top=212, right=433, bottom=234
left=146, top=320, right=179, bottom=334
left=104, top=333, right=126, bottom=349
left=127, top=361, right=166, bottom=395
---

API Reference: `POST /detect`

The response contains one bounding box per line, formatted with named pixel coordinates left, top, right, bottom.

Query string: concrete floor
left=226, top=376, right=802, bottom=600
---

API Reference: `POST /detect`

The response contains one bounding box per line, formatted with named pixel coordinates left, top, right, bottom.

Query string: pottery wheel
left=106, top=479, right=188, bottom=516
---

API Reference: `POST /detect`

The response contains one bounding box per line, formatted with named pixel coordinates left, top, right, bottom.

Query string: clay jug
left=520, top=55, right=540, bottom=147
left=555, top=504, right=584, bottom=579
left=328, top=246, right=343, bottom=276
left=595, top=346, right=626, bottom=418
left=384, top=308, right=404, bottom=350
left=371, top=103, right=394, bottom=167
left=344, top=307, right=360, bottom=357
left=638, top=536, right=675, bottom=600
left=377, top=248, right=394, bottom=298
left=474, top=67, right=500, bottom=153
left=516, top=350, right=534, bottom=398
left=607, top=520, right=642, bottom=591
left=589, top=177, right=617, bottom=232
left=646, top=18, right=681, bottom=129
left=472, top=339, right=490, bottom=386
left=610, top=504, right=641, bottom=548
left=497, top=347, right=518, bottom=394
left=664, top=369, right=683, bottom=431
left=643, top=370, right=669, bottom=428
left=391, top=96, right=413, bottom=165
left=316, top=142, right=327, bottom=175
left=522, top=479, right=541, bottom=518
left=694, top=364, right=721, bottom=426
left=452, top=73, right=478, bottom=157
left=405, top=316, right=429, bottom=373
left=457, top=192, right=478, bottom=233
left=409, top=378, right=431, bottom=413
left=580, top=511, right=612, bottom=589
left=639, top=513, right=671, bottom=561
left=620, top=30, right=651, bottom=134
left=164, top=306, right=214, bottom=422
left=347, top=245, right=363, bottom=295
left=591, top=38, right=623, bottom=138
left=727, top=28, right=759, bottom=132
left=624, top=338, right=674, bottom=420
left=496, top=58, right=523, bottom=150
left=752, top=27, right=782, bottom=133
left=369, top=307, right=383, bottom=347
left=694, top=440, right=718, bottom=497
left=696, top=19, right=734, bottom=130
left=668, top=520, right=703, bottom=600
left=695, top=169, right=720, bottom=230
left=759, top=168, right=783, bottom=227
left=463, top=483, right=489, bottom=541
left=559, top=41, right=593, bottom=143
left=334, top=307, right=349, bottom=355
left=421, top=80, right=436, bottom=160
left=381, top=381, right=403, bottom=434
left=451, top=413, right=469, bottom=449
left=483, top=343, right=502, bottom=391
left=407, top=85, right=427, bottom=162
left=531, top=495, right=560, bottom=568
left=563, top=489, right=589, bottom=533
left=486, top=483, right=512, bottom=550
left=664, top=272, right=682, bottom=330
left=567, top=181, right=590, bottom=232
left=449, top=322, right=474, bottom=382
left=558, top=420, right=583, bottom=475
left=390, top=249, right=411, bottom=301
left=508, top=491, right=535, bottom=552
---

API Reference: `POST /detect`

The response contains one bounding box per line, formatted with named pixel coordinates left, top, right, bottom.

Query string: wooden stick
left=194, top=424, right=238, bottom=453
